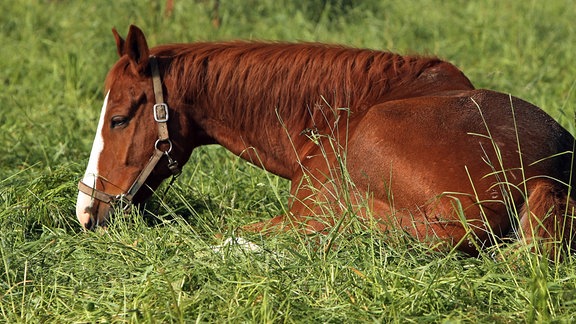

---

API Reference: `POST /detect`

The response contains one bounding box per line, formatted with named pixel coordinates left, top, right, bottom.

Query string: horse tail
left=519, top=179, right=576, bottom=259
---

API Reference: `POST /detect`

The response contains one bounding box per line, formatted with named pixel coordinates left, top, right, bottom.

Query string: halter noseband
left=78, top=56, right=181, bottom=207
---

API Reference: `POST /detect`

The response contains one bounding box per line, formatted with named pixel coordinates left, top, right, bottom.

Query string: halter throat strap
left=77, top=55, right=180, bottom=205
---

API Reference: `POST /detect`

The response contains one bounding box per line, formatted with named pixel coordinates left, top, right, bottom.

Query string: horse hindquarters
left=345, top=90, right=576, bottom=256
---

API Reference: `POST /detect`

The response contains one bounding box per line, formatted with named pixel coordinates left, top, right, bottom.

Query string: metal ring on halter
left=155, top=138, right=173, bottom=153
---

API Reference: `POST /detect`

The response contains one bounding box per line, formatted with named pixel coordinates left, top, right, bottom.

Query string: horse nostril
left=81, top=205, right=101, bottom=230
left=84, top=217, right=94, bottom=230
left=78, top=199, right=112, bottom=231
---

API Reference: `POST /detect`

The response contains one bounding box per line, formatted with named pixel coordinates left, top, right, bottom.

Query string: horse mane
left=151, top=42, right=461, bottom=134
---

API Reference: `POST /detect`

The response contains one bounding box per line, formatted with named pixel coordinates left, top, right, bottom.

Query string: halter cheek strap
left=78, top=55, right=181, bottom=206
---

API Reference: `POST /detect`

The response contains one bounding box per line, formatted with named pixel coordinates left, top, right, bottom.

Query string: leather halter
left=78, top=56, right=181, bottom=207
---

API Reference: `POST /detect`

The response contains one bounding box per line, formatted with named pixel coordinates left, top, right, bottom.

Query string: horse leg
left=241, top=168, right=348, bottom=234
left=239, top=188, right=339, bottom=234
left=239, top=155, right=333, bottom=234
left=242, top=144, right=369, bottom=234
left=241, top=162, right=458, bottom=250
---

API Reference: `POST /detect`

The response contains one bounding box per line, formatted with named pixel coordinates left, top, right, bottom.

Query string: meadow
left=2, top=0, right=576, bottom=322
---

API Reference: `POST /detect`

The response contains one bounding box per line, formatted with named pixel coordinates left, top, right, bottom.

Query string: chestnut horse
left=77, top=25, right=575, bottom=257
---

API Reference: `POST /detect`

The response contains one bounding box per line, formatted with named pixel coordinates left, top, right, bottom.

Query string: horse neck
left=161, top=42, right=472, bottom=179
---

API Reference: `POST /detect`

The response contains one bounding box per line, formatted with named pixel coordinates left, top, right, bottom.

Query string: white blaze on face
left=76, top=91, right=110, bottom=227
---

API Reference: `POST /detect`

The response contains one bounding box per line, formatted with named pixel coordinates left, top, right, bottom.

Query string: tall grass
left=2, top=0, right=576, bottom=322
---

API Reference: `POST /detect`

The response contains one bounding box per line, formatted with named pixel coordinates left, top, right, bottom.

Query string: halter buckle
left=153, top=103, right=169, bottom=122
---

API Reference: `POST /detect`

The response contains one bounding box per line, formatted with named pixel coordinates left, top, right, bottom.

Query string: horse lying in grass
left=76, top=25, right=576, bottom=258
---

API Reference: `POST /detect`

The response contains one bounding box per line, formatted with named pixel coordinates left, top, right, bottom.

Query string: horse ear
left=112, top=27, right=125, bottom=58
left=124, top=25, right=150, bottom=75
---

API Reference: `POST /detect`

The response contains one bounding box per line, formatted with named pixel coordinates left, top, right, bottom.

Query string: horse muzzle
left=75, top=188, right=113, bottom=230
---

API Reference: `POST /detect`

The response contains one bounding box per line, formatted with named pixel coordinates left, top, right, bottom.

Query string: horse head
left=76, top=25, right=189, bottom=230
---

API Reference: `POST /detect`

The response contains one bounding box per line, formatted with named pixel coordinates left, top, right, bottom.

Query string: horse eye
left=111, top=116, right=129, bottom=129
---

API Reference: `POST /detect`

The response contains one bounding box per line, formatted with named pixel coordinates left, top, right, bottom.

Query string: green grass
left=2, top=0, right=576, bottom=322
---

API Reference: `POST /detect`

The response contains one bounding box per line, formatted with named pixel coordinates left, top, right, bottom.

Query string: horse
left=76, top=25, right=576, bottom=258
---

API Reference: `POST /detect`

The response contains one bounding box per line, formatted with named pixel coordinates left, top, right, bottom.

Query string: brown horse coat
left=76, top=25, right=575, bottom=258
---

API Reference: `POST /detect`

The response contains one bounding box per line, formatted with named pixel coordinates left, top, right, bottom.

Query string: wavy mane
left=151, top=42, right=472, bottom=134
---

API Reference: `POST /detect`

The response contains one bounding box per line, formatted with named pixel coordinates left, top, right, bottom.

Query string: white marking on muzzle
left=76, top=91, right=110, bottom=228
